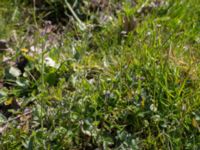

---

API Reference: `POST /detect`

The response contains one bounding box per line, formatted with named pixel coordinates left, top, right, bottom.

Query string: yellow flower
left=20, top=48, right=28, bottom=53
left=4, top=97, right=13, bottom=105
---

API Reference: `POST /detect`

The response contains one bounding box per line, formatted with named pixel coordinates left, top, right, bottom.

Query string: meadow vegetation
left=0, top=0, right=200, bottom=149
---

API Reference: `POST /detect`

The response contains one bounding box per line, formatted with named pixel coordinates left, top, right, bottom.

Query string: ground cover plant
left=0, top=0, right=200, bottom=149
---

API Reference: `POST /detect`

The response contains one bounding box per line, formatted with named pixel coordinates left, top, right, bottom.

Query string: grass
left=0, top=0, right=200, bottom=149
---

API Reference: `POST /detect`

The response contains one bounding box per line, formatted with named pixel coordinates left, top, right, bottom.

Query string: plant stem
left=64, top=0, right=86, bottom=31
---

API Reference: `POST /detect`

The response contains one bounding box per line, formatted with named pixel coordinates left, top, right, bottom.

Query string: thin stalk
left=33, top=0, right=38, bottom=28
left=64, top=0, right=86, bottom=30
left=39, top=31, right=48, bottom=130
left=40, top=40, right=46, bottom=129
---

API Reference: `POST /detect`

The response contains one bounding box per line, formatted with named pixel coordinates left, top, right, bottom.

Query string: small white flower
left=9, top=66, right=21, bottom=77
left=151, top=115, right=160, bottom=122
left=30, top=46, right=42, bottom=54
left=150, top=104, right=157, bottom=112
left=88, top=78, right=95, bottom=84
left=147, top=31, right=151, bottom=36
left=183, top=45, right=189, bottom=51
left=45, top=57, right=60, bottom=69
left=182, top=104, right=187, bottom=111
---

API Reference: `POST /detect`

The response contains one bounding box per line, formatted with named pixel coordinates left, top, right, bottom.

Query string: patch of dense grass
left=0, top=0, right=200, bottom=149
